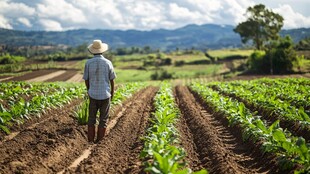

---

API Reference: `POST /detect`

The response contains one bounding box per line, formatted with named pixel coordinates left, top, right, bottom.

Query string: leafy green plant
left=190, top=82, right=310, bottom=173
left=0, top=82, right=85, bottom=133
left=74, top=96, right=89, bottom=125
left=141, top=82, right=207, bottom=174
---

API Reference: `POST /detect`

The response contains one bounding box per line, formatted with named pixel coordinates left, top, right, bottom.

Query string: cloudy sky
left=0, top=0, right=309, bottom=31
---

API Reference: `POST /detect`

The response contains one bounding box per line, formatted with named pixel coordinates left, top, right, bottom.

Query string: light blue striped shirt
left=83, top=55, right=116, bottom=100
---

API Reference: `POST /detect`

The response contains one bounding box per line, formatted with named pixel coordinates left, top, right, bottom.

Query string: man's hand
left=111, top=93, right=114, bottom=101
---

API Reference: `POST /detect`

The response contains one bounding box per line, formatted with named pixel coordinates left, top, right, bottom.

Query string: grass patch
left=168, top=52, right=206, bottom=63
left=164, top=64, right=223, bottom=78
left=115, top=68, right=153, bottom=83
left=208, top=49, right=254, bottom=59
left=114, top=64, right=223, bottom=83
left=114, top=60, right=143, bottom=69
left=114, top=54, right=147, bottom=62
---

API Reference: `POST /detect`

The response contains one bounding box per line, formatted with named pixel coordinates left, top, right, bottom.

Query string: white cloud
left=0, top=15, right=13, bottom=29
left=36, top=0, right=87, bottom=24
left=17, top=17, right=32, bottom=27
left=274, top=4, right=310, bottom=29
left=168, top=3, right=203, bottom=21
left=0, top=0, right=35, bottom=17
left=39, top=19, right=63, bottom=31
left=1, top=0, right=310, bottom=31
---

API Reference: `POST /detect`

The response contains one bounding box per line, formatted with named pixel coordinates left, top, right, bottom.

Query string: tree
left=234, top=4, right=284, bottom=50
left=247, top=36, right=301, bottom=74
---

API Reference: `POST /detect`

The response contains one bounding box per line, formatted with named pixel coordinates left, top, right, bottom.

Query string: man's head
left=88, top=40, right=108, bottom=55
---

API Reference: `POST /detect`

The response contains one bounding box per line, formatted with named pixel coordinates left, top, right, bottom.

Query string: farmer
left=83, top=39, right=116, bottom=143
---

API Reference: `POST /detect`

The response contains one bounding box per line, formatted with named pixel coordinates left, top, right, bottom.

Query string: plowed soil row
left=65, top=86, right=157, bottom=173
left=0, top=98, right=88, bottom=174
left=3, top=69, right=56, bottom=82
left=45, top=70, right=79, bottom=82
left=0, top=87, right=156, bottom=174
left=3, top=69, right=82, bottom=83
left=175, top=86, right=281, bottom=174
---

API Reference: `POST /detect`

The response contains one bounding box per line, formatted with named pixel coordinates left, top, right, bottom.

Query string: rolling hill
left=0, top=24, right=309, bottom=50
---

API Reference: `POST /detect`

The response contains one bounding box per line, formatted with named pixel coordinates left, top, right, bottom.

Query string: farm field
left=0, top=77, right=309, bottom=173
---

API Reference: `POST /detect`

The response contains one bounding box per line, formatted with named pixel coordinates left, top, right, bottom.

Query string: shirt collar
left=93, top=55, right=103, bottom=58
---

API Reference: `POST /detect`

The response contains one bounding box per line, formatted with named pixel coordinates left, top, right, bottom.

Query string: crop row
left=0, top=82, right=63, bottom=107
left=190, top=82, right=310, bottom=173
left=220, top=78, right=310, bottom=110
left=140, top=83, right=207, bottom=174
left=208, top=80, right=310, bottom=133
left=0, top=82, right=85, bottom=133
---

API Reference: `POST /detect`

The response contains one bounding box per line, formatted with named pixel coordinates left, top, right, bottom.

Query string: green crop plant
left=190, top=82, right=309, bottom=173
left=74, top=96, right=89, bottom=125
left=0, top=82, right=85, bottom=133
left=141, top=82, right=208, bottom=174
left=208, top=79, right=310, bottom=129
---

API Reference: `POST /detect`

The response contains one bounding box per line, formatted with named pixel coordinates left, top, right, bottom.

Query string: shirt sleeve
left=109, top=64, right=116, bottom=80
left=83, top=63, right=89, bottom=80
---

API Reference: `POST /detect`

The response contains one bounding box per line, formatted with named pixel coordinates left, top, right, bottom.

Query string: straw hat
left=88, top=40, right=108, bottom=54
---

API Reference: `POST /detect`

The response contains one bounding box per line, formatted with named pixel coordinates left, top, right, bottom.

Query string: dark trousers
left=88, top=97, right=110, bottom=128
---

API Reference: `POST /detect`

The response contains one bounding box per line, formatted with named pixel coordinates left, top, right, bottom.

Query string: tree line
left=234, top=4, right=306, bottom=74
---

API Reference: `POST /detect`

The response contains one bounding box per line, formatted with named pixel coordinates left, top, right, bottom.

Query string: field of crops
left=0, top=77, right=309, bottom=173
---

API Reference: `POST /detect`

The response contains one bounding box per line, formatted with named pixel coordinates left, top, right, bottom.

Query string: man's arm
left=110, top=79, right=114, bottom=100
left=85, top=80, right=89, bottom=91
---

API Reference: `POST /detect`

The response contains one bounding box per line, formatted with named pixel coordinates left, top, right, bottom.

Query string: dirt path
left=65, top=86, right=157, bottom=173
left=175, top=86, right=281, bottom=174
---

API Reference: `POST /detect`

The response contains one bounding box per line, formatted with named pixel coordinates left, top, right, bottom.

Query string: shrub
left=247, top=36, right=301, bottom=74
left=248, top=50, right=266, bottom=73
left=0, top=54, right=26, bottom=64
left=151, top=70, right=173, bottom=80
left=174, top=60, right=185, bottom=66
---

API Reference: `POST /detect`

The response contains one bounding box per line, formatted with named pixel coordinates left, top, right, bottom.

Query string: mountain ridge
left=1, top=24, right=309, bottom=50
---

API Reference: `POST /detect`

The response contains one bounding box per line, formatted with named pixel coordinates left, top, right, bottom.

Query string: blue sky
left=0, top=0, right=309, bottom=31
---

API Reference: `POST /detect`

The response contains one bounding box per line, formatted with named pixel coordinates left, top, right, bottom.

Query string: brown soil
left=0, top=87, right=157, bottom=174
left=0, top=98, right=88, bottom=173
left=65, top=86, right=157, bottom=173
left=3, top=70, right=58, bottom=82
left=174, top=86, right=283, bottom=174
left=45, top=70, right=78, bottom=82
left=3, top=69, right=82, bottom=83
left=0, top=99, right=82, bottom=142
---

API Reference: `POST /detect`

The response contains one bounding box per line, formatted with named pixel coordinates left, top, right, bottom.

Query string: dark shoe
left=96, top=127, right=106, bottom=143
left=87, top=125, right=96, bottom=142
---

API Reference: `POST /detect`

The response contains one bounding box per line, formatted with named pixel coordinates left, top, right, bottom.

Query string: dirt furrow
left=175, top=86, right=279, bottom=174
left=0, top=99, right=88, bottom=174
left=45, top=70, right=78, bottom=82
left=67, top=86, right=157, bottom=174
left=66, top=73, right=83, bottom=83
left=27, top=70, right=67, bottom=82
left=175, top=109, right=205, bottom=172
left=0, top=99, right=82, bottom=143
left=4, top=70, right=57, bottom=82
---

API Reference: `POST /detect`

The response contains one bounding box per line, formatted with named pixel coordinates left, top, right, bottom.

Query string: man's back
left=83, top=55, right=116, bottom=100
